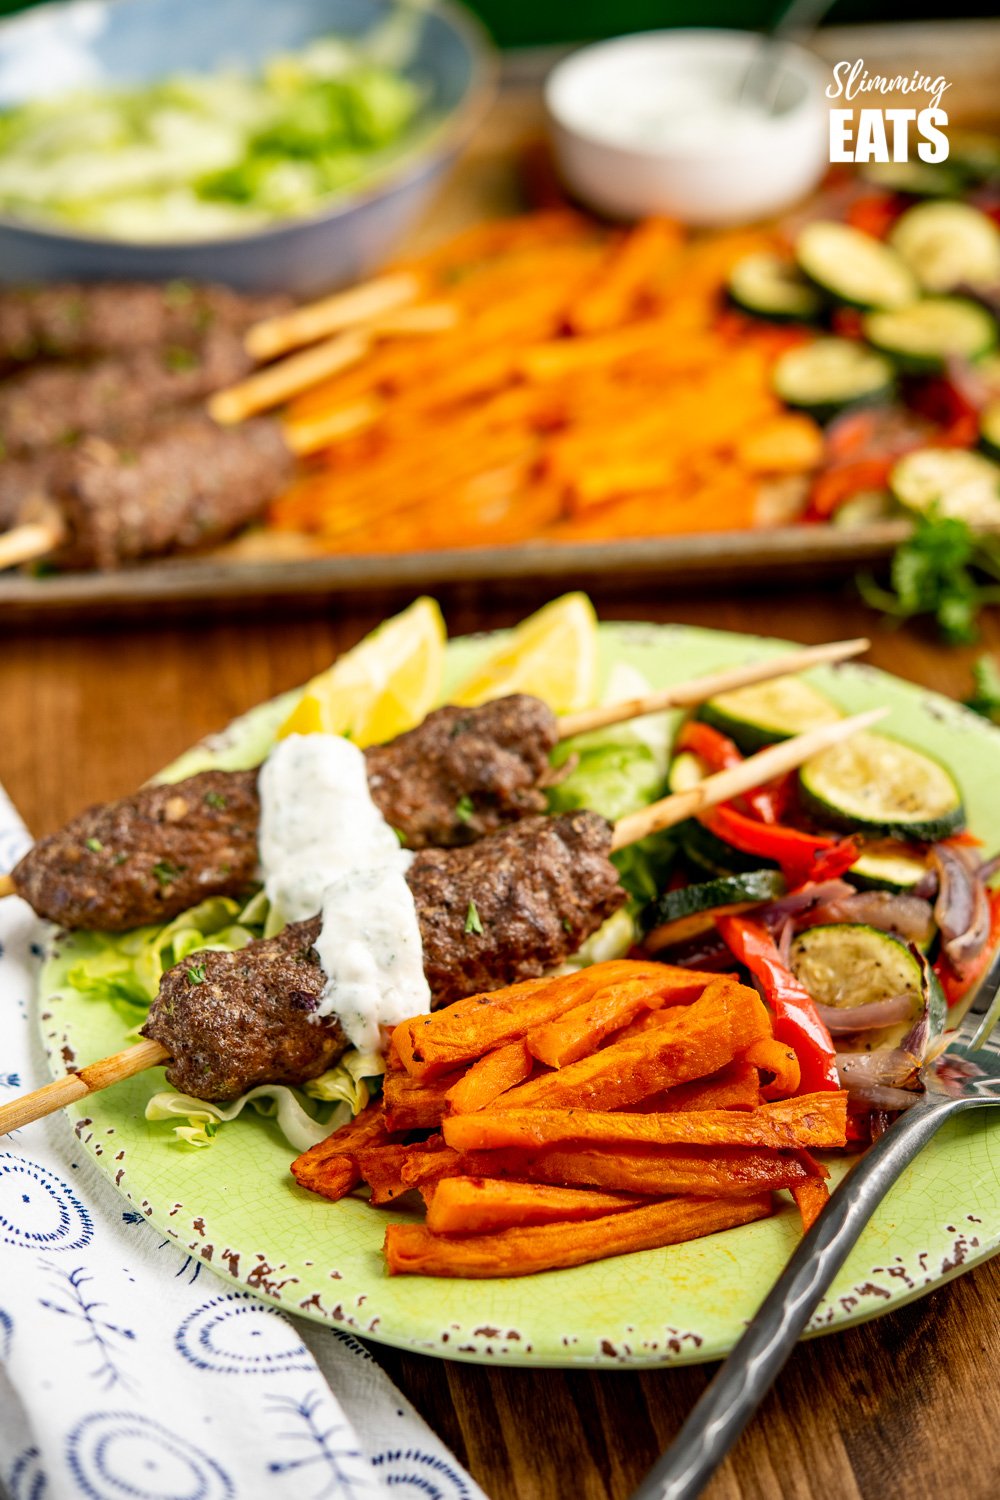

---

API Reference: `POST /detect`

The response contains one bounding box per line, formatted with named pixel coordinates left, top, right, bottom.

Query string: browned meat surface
left=144, top=915, right=346, bottom=1099
left=0, top=282, right=289, bottom=364
left=49, top=413, right=293, bottom=569
left=10, top=697, right=564, bottom=930
left=410, top=811, right=625, bottom=1007
left=141, top=810, right=624, bottom=1098
left=365, top=696, right=559, bottom=847
left=0, top=329, right=254, bottom=457
left=13, top=770, right=260, bottom=931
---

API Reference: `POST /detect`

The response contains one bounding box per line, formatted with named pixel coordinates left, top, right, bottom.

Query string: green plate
left=37, top=622, right=1000, bottom=1368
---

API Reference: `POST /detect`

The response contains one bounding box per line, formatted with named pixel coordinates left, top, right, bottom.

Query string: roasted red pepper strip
left=716, top=915, right=840, bottom=1094
left=935, top=888, right=1000, bottom=1007
left=675, top=722, right=781, bottom=823
left=703, top=803, right=858, bottom=887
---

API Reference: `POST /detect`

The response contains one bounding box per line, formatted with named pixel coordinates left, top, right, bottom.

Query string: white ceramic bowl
left=545, top=29, right=829, bottom=226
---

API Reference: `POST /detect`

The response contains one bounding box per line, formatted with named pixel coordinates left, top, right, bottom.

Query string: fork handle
left=630, top=1094, right=952, bottom=1500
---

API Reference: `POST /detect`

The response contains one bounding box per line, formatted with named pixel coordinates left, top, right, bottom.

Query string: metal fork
left=631, top=957, right=1000, bottom=1500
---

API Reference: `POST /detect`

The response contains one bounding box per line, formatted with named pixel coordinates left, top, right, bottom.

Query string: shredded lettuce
left=548, top=663, right=677, bottom=903
left=145, top=1049, right=384, bottom=1150
left=64, top=895, right=265, bottom=1013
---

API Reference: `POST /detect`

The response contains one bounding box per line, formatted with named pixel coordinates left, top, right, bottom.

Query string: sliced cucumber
left=644, top=870, right=786, bottom=953
left=667, top=751, right=708, bottom=795
left=891, top=446, right=1000, bottom=527
left=888, top=201, right=1000, bottom=294
left=790, top=923, right=945, bottom=1054
left=799, top=730, right=964, bottom=841
left=773, top=338, right=894, bottom=423
left=830, top=490, right=895, bottom=529
left=680, top=820, right=777, bottom=879
left=699, top=673, right=842, bottom=754
left=795, top=221, right=919, bottom=311
left=981, top=399, right=1000, bottom=464
left=863, top=297, right=998, bottom=374
left=849, top=841, right=930, bottom=893
left=728, top=252, right=823, bottom=323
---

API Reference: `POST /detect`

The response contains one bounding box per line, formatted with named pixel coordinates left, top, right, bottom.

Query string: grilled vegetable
left=795, top=221, right=919, bottom=311
left=799, top=730, right=964, bottom=841
left=679, top=820, right=775, bottom=878
left=848, top=842, right=932, bottom=894
left=773, top=338, right=895, bottom=423
left=863, top=297, right=998, bottom=374
left=698, top=674, right=841, bottom=753
left=727, top=253, right=823, bottom=322
left=890, top=447, right=1000, bottom=527
left=888, top=201, right=1000, bottom=293
left=790, top=923, right=945, bottom=1054
left=644, top=870, right=786, bottom=952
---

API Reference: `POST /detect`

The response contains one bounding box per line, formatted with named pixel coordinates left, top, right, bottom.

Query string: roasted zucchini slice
left=848, top=841, right=931, bottom=894
left=773, top=338, right=895, bottom=423
left=980, top=399, right=1000, bottom=464
left=790, top=922, right=945, bottom=1054
left=863, top=296, right=997, bottom=374
left=698, top=673, right=842, bottom=754
left=795, top=221, right=919, bottom=310
left=890, top=447, right=1000, bottom=527
left=644, top=870, right=786, bottom=953
left=799, top=730, right=964, bottom=841
left=680, top=820, right=777, bottom=878
left=888, top=201, right=1000, bottom=293
left=728, top=252, right=823, bottom=322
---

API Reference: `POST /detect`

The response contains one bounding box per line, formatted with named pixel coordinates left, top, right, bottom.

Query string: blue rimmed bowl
left=0, top=0, right=496, bottom=294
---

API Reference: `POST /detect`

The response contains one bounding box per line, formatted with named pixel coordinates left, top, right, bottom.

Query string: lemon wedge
left=451, top=592, right=598, bottom=711
left=277, top=596, right=446, bottom=745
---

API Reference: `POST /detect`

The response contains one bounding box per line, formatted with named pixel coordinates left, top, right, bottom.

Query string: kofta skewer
left=0, top=638, right=869, bottom=928
left=0, top=707, right=887, bottom=1133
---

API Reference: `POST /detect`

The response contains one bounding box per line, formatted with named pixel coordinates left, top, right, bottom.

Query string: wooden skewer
left=0, top=1037, right=168, bottom=1134
left=611, top=706, right=887, bottom=850
left=212, top=302, right=461, bottom=426
left=0, top=705, right=886, bottom=1134
left=556, top=637, right=870, bottom=740
left=0, top=635, right=871, bottom=894
left=244, top=270, right=425, bottom=361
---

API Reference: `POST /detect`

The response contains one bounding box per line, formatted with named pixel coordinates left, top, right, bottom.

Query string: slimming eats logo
left=827, top=60, right=951, bottom=164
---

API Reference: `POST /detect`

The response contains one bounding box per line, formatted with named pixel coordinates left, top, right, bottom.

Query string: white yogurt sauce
left=258, top=734, right=430, bottom=1051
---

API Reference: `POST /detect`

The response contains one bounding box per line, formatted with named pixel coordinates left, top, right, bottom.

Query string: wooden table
left=2, top=581, right=999, bottom=1499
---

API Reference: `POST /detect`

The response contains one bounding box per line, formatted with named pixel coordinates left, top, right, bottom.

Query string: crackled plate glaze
left=37, top=623, right=1000, bottom=1368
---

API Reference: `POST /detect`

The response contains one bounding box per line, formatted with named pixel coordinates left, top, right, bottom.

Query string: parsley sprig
left=858, top=509, right=1000, bottom=645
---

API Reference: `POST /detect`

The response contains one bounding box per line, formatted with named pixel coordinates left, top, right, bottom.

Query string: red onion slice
left=837, top=1048, right=920, bottom=1088
left=816, top=994, right=914, bottom=1034
left=845, top=1082, right=920, bottom=1112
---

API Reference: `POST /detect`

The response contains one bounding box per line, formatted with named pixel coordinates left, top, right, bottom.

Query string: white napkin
left=0, top=784, right=484, bottom=1500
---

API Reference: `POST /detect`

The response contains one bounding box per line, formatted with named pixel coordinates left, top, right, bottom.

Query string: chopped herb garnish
left=391, top=827, right=407, bottom=847
left=113, top=852, right=128, bottom=866
left=204, top=791, right=227, bottom=810
left=464, top=900, right=484, bottom=936
left=858, top=508, right=1000, bottom=644
left=164, top=345, right=199, bottom=372
left=562, top=917, right=573, bottom=933
left=84, top=837, right=103, bottom=853
left=449, top=717, right=472, bottom=740
left=455, top=795, right=475, bottom=824
left=187, top=963, right=207, bottom=986
left=152, top=860, right=182, bottom=887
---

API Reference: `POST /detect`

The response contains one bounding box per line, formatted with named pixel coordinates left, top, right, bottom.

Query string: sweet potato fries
left=290, top=960, right=847, bottom=1278
left=268, top=213, right=817, bottom=554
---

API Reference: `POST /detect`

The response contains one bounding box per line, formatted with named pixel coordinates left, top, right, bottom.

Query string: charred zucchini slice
left=790, top=923, right=945, bottom=1054
left=888, top=201, right=1000, bottom=293
left=644, top=870, right=786, bottom=953
left=728, top=252, right=823, bottom=322
left=773, top=338, right=894, bottom=423
left=863, top=296, right=997, bottom=374
left=890, top=447, right=1000, bottom=527
left=795, top=221, right=919, bottom=310
left=698, top=673, right=842, bottom=754
left=799, top=730, right=964, bottom=841
left=848, top=841, right=931, bottom=894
